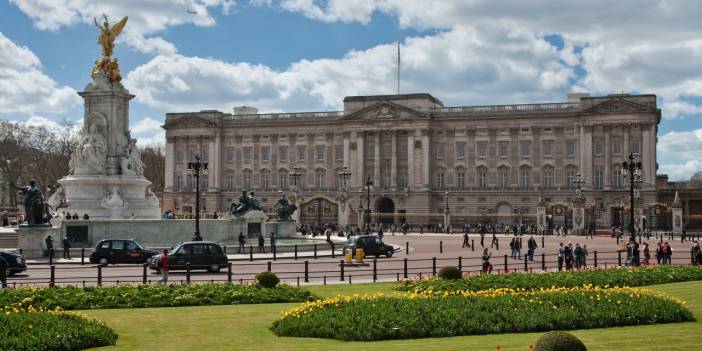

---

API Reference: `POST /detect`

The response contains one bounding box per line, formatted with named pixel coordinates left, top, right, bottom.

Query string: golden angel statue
left=94, top=15, right=128, bottom=58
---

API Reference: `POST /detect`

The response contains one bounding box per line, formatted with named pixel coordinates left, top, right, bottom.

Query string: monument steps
left=0, top=231, right=19, bottom=249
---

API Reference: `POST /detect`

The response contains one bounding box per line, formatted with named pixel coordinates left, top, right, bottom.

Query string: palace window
left=279, top=173, right=288, bottom=190
left=521, top=143, right=530, bottom=159
left=595, top=142, right=604, bottom=156
left=315, top=173, right=325, bottom=190
left=279, top=146, right=288, bottom=162
left=383, top=173, right=391, bottom=189
left=202, top=175, right=208, bottom=190
left=203, top=149, right=209, bottom=162
left=520, top=169, right=530, bottom=189
left=457, top=172, right=465, bottom=189
left=566, top=141, right=576, bottom=156
left=176, top=151, right=183, bottom=163
left=297, top=145, right=306, bottom=161
left=261, top=147, right=270, bottom=162
left=612, top=168, right=623, bottom=189
left=543, top=141, right=553, bottom=157
left=398, top=174, right=408, bottom=189
left=367, top=143, right=375, bottom=160
left=435, top=143, right=444, bottom=160
left=383, top=141, right=392, bottom=159
left=400, top=143, right=408, bottom=160
left=261, top=173, right=269, bottom=190
left=316, top=145, right=325, bottom=161
left=543, top=169, right=553, bottom=189
left=566, top=170, right=576, bottom=189
left=499, top=142, right=509, bottom=158
left=499, top=170, right=509, bottom=189
left=478, top=170, right=487, bottom=189
left=226, top=175, right=234, bottom=191
left=613, top=141, right=622, bottom=155
left=631, top=139, right=641, bottom=154
left=477, top=142, right=487, bottom=159
left=436, top=172, right=444, bottom=189
left=334, top=145, right=343, bottom=161
left=243, top=147, right=252, bottom=161
left=176, top=175, right=183, bottom=190
left=455, top=142, right=466, bottom=159
left=243, top=174, right=252, bottom=190
left=227, top=148, right=235, bottom=162
left=594, top=167, right=604, bottom=189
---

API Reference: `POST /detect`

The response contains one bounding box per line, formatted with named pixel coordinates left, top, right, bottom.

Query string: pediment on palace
left=341, top=101, right=430, bottom=121
left=582, top=98, right=656, bottom=114
left=164, top=115, right=218, bottom=128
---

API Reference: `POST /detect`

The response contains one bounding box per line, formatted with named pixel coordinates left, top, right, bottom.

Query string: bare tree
left=141, top=146, right=165, bottom=193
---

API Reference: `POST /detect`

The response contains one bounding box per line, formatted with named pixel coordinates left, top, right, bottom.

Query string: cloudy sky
left=1, top=0, right=701, bottom=180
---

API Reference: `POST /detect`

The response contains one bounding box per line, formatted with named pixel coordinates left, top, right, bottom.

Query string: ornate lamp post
left=186, top=155, right=208, bottom=241
left=364, top=176, right=374, bottom=230
left=622, top=153, right=643, bottom=241
left=444, top=191, right=450, bottom=232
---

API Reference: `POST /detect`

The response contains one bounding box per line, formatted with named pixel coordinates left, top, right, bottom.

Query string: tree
left=141, top=146, right=165, bottom=193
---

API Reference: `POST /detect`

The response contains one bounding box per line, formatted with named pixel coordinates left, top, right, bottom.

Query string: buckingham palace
left=161, top=92, right=681, bottom=230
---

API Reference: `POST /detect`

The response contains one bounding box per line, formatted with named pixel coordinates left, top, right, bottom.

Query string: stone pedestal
left=264, top=221, right=297, bottom=238
left=536, top=206, right=546, bottom=233
left=16, top=226, right=59, bottom=258
left=230, top=210, right=269, bottom=237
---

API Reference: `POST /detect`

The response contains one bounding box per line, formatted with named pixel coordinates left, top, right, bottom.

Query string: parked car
left=148, top=241, right=228, bottom=273
left=0, top=250, right=27, bottom=276
left=89, top=239, right=159, bottom=265
left=344, top=235, right=395, bottom=258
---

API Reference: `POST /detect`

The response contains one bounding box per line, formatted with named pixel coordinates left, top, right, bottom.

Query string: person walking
left=564, top=242, right=574, bottom=271
left=62, top=235, right=71, bottom=259
left=655, top=242, right=663, bottom=265
left=491, top=226, right=499, bottom=250
left=462, top=231, right=470, bottom=248
left=557, top=242, right=565, bottom=272
left=237, top=232, right=245, bottom=254
left=527, top=236, right=538, bottom=261
left=662, top=241, right=671, bottom=264
left=509, top=238, right=516, bottom=259
left=643, top=242, right=651, bottom=265
left=582, top=244, right=589, bottom=267
left=258, top=234, right=265, bottom=253
left=480, top=226, right=486, bottom=247
left=482, top=248, right=493, bottom=274
left=45, top=235, right=54, bottom=262
left=574, top=243, right=584, bottom=270
left=270, top=232, right=277, bottom=254
left=158, top=249, right=169, bottom=284
left=516, top=238, right=522, bottom=259
left=632, top=240, right=641, bottom=266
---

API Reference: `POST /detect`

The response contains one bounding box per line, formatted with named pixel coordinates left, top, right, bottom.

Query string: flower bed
left=0, top=283, right=316, bottom=311
left=1, top=306, right=117, bottom=350
left=397, top=265, right=702, bottom=293
left=271, top=286, right=694, bottom=341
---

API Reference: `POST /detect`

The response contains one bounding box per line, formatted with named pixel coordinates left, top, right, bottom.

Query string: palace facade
left=162, top=92, right=691, bottom=230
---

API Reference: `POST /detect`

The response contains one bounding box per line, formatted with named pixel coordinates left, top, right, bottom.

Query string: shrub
left=0, top=283, right=316, bottom=311
left=534, top=331, right=587, bottom=351
left=438, top=266, right=462, bottom=280
left=398, top=265, right=702, bottom=293
left=0, top=306, right=117, bottom=350
left=256, top=271, right=280, bottom=288
left=271, top=286, right=693, bottom=341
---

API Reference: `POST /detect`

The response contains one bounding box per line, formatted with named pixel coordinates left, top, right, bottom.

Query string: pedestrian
left=480, top=227, right=485, bottom=247
left=557, top=242, right=564, bottom=272
left=462, top=231, right=470, bottom=248
left=270, top=232, right=276, bottom=254
left=582, top=244, right=589, bottom=267
left=62, top=235, right=71, bottom=259
left=574, top=243, right=584, bottom=269
left=45, top=235, right=54, bottom=261
left=691, top=241, right=700, bottom=265
left=527, top=236, right=537, bottom=261
left=378, top=225, right=384, bottom=240
left=491, top=227, right=499, bottom=249
left=662, top=241, right=672, bottom=264
left=510, top=238, right=516, bottom=259
left=482, top=248, right=493, bottom=274
left=655, top=242, right=663, bottom=265
left=564, top=242, right=574, bottom=271
left=643, top=242, right=650, bottom=265
left=258, top=233, right=265, bottom=253
left=238, top=232, right=245, bottom=254
left=632, top=240, right=641, bottom=266
left=516, top=238, right=522, bottom=258
left=0, top=257, right=7, bottom=288
left=158, top=249, right=169, bottom=284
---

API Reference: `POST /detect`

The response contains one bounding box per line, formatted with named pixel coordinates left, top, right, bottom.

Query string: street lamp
left=364, top=176, right=374, bottom=231
left=444, top=191, right=449, bottom=213
left=338, top=166, right=351, bottom=191
left=623, top=152, right=643, bottom=241
left=186, top=155, right=208, bottom=241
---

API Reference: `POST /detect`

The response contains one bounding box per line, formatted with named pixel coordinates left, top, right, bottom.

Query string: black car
left=149, top=241, right=228, bottom=273
left=89, top=239, right=159, bottom=265
left=0, top=250, right=27, bottom=276
left=344, top=235, right=395, bottom=258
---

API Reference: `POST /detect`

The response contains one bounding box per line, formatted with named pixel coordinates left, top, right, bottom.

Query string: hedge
left=397, top=265, right=702, bottom=293
left=0, top=283, right=316, bottom=310
left=271, top=286, right=694, bottom=341
left=0, top=306, right=117, bottom=350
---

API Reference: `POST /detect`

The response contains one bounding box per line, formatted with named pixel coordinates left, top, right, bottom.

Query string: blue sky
left=1, top=0, right=702, bottom=181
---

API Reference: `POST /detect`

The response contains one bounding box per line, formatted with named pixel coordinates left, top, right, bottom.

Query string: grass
left=84, top=281, right=702, bottom=351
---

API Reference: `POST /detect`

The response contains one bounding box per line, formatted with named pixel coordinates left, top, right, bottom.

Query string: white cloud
left=9, top=0, right=234, bottom=55
left=0, top=32, right=80, bottom=114
left=131, top=116, right=162, bottom=134
left=657, top=129, right=702, bottom=181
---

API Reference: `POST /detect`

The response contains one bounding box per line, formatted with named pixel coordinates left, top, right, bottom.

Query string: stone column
left=604, top=126, right=611, bottom=189
left=374, top=132, right=381, bottom=185
left=421, top=130, right=430, bottom=189
left=407, top=131, right=415, bottom=189
left=208, top=133, right=219, bottom=191
left=572, top=197, right=585, bottom=235
left=164, top=136, right=175, bottom=191
left=391, top=131, right=397, bottom=188
left=536, top=197, right=547, bottom=234
left=580, top=126, right=593, bottom=186
left=643, top=124, right=656, bottom=188
left=356, top=131, right=365, bottom=188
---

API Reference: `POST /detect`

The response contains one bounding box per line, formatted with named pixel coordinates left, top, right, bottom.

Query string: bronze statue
left=13, top=179, right=47, bottom=226
left=274, top=193, right=297, bottom=221
left=229, top=190, right=263, bottom=216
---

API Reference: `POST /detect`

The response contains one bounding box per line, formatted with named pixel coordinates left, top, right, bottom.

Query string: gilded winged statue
left=94, top=15, right=128, bottom=58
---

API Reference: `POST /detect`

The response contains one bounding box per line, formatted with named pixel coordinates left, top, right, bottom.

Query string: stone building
left=163, top=92, right=672, bottom=230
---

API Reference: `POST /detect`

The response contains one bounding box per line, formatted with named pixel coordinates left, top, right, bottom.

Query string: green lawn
left=85, top=281, right=702, bottom=351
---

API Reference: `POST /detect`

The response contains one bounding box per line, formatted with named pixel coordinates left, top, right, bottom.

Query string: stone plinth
left=229, top=210, right=269, bottom=237
left=17, top=226, right=59, bottom=258
left=263, top=221, right=297, bottom=238
left=572, top=197, right=586, bottom=235
left=59, top=174, right=160, bottom=219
